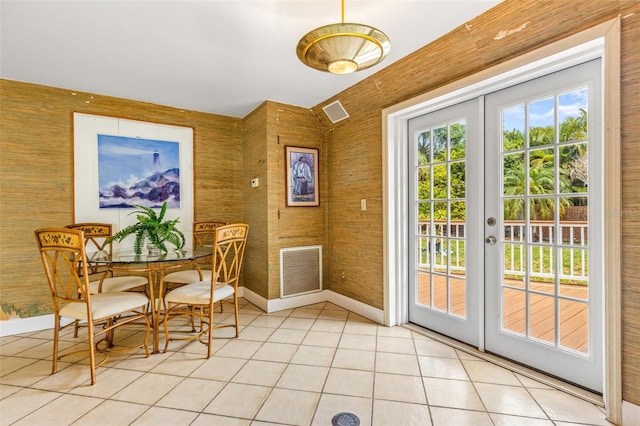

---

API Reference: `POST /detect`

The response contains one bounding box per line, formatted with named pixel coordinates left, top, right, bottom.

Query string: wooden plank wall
left=313, top=0, right=640, bottom=407
left=0, top=80, right=243, bottom=319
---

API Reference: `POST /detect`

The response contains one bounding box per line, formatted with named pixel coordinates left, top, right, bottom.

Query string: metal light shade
left=297, top=22, right=390, bottom=74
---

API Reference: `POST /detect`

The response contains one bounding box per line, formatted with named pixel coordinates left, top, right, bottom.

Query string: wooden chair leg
left=190, top=305, right=196, bottom=332
left=52, top=315, right=60, bottom=375
left=86, top=322, right=97, bottom=385
left=105, top=318, right=115, bottom=348
left=162, top=305, right=171, bottom=354
left=233, top=296, right=239, bottom=338
left=206, top=306, right=214, bottom=359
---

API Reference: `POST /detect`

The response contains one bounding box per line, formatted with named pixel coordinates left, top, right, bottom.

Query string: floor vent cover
left=280, top=245, right=322, bottom=298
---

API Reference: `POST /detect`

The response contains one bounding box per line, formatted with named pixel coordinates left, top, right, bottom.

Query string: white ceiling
left=1, top=0, right=502, bottom=118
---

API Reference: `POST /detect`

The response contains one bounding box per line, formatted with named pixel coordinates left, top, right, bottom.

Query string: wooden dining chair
left=162, top=223, right=248, bottom=358
left=163, top=220, right=228, bottom=287
left=162, top=220, right=227, bottom=331
left=65, top=223, right=148, bottom=294
left=66, top=222, right=150, bottom=337
left=35, top=227, right=151, bottom=385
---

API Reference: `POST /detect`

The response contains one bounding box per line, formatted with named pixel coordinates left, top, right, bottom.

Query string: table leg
left=155, top=266, right=166, bottom=354
left=145, top=267, right=159, bottom=353
left=96, top=255, right=205, bottom=355
left=146, top=263, right=168, bottom=354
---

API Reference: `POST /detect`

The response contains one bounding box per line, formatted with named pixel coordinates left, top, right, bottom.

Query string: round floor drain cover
left=331, top=412, right=360, bottom=426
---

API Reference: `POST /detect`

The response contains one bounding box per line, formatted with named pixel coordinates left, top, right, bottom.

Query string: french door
left=408, top=59, right=602, bottom=391
left=408, top=99, right=483, bottom=347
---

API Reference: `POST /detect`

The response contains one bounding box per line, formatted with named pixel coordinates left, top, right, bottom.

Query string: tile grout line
left=403, top=323, right=604, bottom=407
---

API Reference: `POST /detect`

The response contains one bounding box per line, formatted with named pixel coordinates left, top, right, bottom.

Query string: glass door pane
left=408, top=99, right=481, bottom=346
left=499, top=86, right=590, bottom=353
left=485, top=59, right=602, bottom=392
left=415, top=122, right=467, bottom=317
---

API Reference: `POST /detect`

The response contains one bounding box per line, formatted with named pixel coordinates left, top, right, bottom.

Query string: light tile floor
left=0, top=299, right=612, bottom=425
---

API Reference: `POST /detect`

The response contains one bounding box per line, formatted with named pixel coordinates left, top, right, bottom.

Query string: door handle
left=485, top=235, right=497, bottom=245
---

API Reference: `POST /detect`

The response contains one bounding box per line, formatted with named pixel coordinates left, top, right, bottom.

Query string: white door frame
left=382, top=19, right=621, bottom=423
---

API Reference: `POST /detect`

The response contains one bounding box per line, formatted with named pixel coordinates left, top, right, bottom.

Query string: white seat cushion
left=163, top=269, right=212, bottom=284
left=164, top=281, right=234, bottom=306
left=60, top=292, right=149, bottom=321
left=89, top=276, right=148, bottom=294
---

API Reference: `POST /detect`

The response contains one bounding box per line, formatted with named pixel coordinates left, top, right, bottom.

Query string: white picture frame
left=73, top=113, right=194, bottom=250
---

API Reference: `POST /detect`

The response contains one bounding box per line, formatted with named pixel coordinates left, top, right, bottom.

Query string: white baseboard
left=266, top=290, right=327, bottom=313
left=237, top=285, right=268, bottom=312
left=325, top=290, right=385, bottom=324
left=239, top=286, right=384, bottom=324
left=0, top=315, right=73, bottom=337
left=622, top=400, right=640, bottom=426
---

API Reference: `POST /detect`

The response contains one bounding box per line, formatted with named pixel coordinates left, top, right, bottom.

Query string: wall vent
left=280, top=245, right=322, bottom=298
left=322, top=100, right=349, bottom=124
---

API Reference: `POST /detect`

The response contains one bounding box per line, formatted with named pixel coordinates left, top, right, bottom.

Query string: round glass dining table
left=87, top=248, right=211, bottom=353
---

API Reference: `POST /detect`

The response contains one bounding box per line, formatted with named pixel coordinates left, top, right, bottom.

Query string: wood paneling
left=0, top=80, right=243, bottom=319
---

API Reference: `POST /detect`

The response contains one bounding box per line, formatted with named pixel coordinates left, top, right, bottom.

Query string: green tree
left=560, top=108, right=588, bottom=142
left=416, top=123, right=467, bottom=221
left=418, top=106, right=588, bottom=223
left=502, top=111, right=586, bottom=220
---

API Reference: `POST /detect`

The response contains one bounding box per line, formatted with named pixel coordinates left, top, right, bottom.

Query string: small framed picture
left=285, top=146, right=319, bottom=207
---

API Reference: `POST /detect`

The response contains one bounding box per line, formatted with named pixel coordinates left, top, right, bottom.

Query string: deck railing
left=418, top=220, right=589, bottom=283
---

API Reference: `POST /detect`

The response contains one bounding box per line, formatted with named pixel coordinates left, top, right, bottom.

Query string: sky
left=502, top=87, right=588, bottom=133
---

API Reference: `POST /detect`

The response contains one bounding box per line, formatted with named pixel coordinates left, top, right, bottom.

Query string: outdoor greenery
left=417, top=105, right=590, bottom=285
left=419, top=240, right=589, bottom=284
left=417, top=108, right=589, bottom=222
left=503, top=243, right=589, bottom=283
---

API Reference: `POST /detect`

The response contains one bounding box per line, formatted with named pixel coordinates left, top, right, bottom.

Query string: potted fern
left=107, top=202, right=186, bottom=255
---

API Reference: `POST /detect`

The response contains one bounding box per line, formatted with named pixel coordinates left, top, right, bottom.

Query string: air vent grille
left=280, top=246, right=322, bottom=298
left=322, top=100, right=349, bottom=124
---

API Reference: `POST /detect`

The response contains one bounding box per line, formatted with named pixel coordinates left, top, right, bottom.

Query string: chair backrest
left=193, top=220, right=227, bottom=249
left=65, top=222, right=114, bottom=276
left=211, top=223, right=249, bottom=288
left=193, top=220, right=227, bottom=265
left=34, top=227, right=92, bottom=313
left=65, top=222, right=113, bottom=253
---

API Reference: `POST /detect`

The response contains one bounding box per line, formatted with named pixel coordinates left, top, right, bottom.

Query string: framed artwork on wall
left=285, top=146, right=319, bottom=207
left=73, top=112, right=194, bottom=248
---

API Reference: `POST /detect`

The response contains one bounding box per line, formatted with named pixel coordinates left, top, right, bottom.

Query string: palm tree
left=560, top=108, right=588, bottom=142
left=503, top=149, right=572, bottom=220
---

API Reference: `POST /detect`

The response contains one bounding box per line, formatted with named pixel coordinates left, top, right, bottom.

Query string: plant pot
left=147, top=244, right=163, bottom=256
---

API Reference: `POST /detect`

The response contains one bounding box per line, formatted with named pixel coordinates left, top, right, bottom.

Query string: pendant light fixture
left=296, top=0, right=391, bottom=75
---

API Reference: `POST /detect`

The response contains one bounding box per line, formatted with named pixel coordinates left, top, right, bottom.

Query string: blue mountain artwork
left=98, top=135, right=180, bottom=208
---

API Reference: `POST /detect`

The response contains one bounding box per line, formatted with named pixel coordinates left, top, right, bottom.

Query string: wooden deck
left=417, top=274, right=589, bottom=353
